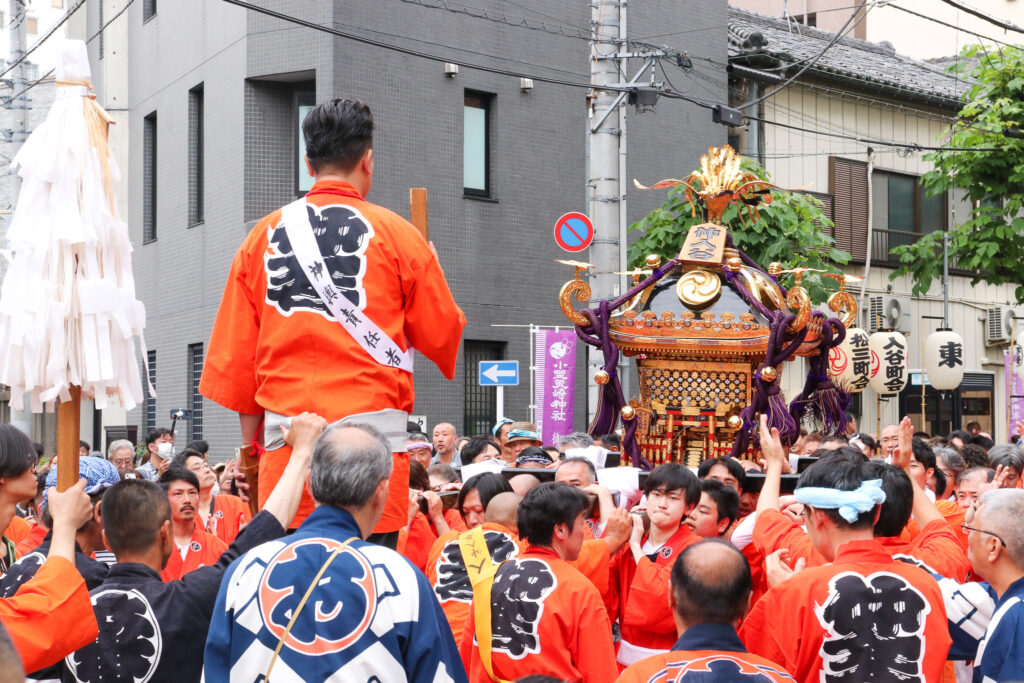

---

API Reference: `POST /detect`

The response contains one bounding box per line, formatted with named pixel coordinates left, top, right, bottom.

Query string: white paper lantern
left=828, top=327, right=871, bottom=393
left=869, top=330, right=909, bottom=396
left=924, top=329, right=965, bottom=391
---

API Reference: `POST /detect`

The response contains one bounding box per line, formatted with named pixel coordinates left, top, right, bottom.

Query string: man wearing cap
left=739, top=421, right=951, bottom=683
left=0, top=456, right=117, bottom=681
left=406, top=432, right=433, bottom=470
left=493, top=417, right=513, bottom=446
left=502, top=422, right=543, bottom=466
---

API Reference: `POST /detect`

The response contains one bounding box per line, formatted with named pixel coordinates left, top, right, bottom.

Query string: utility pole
left=4, top=0, right=32, bottom=438
left=587, top=0, right=664, bottom=422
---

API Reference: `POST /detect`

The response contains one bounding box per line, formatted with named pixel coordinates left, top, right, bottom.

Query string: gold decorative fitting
left=645, top=254, right=662, bottom=268
left=727, top=415, right=743, bottom=430
left=823, top=273, right=859, bottom=328
left=767, top=262, right=782, bottom=276
left=726, top=256, right=743, bottom=272
left=741, top=267, right=786, bottom=310
left=760, top=366, right=778, bottom=382
left=559, top=279, right=592, bottom=326
left=676, top=269, right=722, bottom=308
left=594, top=370, right=610, bottom=385
left=783, top=269, right=812, bottom=334
left=621, top=405, right=637, bottom=421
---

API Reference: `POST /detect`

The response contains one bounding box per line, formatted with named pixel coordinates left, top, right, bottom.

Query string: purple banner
left=535, top=329, right=577, bottom=447
left=1007, top=347, right=1024, bottom=439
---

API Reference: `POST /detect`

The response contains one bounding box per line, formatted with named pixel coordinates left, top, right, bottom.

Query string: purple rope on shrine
left=788, top=316, right=851, bottom=437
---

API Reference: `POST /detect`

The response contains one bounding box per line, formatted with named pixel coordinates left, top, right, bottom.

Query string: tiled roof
left=728, top=7, right=970, bottom=104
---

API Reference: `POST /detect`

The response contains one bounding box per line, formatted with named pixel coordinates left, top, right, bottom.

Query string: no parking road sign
left=554, top=212, right=594, bottom=253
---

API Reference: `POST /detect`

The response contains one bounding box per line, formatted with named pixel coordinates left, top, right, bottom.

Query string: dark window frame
left=187, top=343, right=204, bottom=442
left=142, top=0, right=156, bottom=22
left=144, top=350, right=156, bottom=437
left=871, top=168, right=948, bottom=265
left=463, top=340, right=506, bottom=437
left=463, top=90, right=493, bottom=198
left=188, top=84, right=205, bottom=227
left=294, top=89, right=316, bottom=196
left=142, top=111, right=158, bottom=243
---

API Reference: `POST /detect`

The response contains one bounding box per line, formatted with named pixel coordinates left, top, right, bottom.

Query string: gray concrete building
left=97, top=0, right=727, bottom=459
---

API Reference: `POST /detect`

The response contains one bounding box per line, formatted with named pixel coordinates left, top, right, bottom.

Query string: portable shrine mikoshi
left=559, top=146, right=858, bottom=469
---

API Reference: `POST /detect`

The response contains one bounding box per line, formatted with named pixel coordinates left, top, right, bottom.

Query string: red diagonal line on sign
left=563, top=219, right=584, bottom=243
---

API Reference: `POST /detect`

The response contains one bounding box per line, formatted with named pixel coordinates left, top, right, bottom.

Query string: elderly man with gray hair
left=106, top=439, right=137, bottom=478
left=203, top=422, right=467, bottom=683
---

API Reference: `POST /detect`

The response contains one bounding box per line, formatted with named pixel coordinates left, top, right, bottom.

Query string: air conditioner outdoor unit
left=985, top=306, right=1016, bottom=346
left=867, top=295, right=911, bottom=334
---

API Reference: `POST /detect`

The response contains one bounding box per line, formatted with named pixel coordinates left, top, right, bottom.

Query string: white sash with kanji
left=281, top=198, right=414, bottom=373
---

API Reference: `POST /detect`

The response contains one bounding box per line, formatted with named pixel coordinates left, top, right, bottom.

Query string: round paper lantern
left=924, top=329, right=964, bottom=391
left=869, top=330, right=909, bottom=396
left=828, top=327, right=871, bottom=393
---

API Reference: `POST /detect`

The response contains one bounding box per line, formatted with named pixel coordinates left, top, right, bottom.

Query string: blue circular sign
left=554, top=212, right=594, bottom=252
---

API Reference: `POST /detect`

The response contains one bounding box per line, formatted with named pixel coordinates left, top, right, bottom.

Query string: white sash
left=281, top=198, right=414, bottom=373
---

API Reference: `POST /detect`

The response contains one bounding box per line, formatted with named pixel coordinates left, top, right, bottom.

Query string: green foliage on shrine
left=627, top=159, right=851, bottom=303
left=891, top=44, right=1024, bottom=303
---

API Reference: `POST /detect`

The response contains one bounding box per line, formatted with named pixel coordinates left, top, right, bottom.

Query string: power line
left=3, top=0, right=136, bottom=105
left=935, top=0, right=1024, bottom=35
left=886, top=2, right=1017, bottom=49
left=394, top=0, right=591, bottom=40
left=0, top=0, right=87, bottom=82
left=735, top=0, right=873, bottom=111
left=221, top=0, right=623, bottom=92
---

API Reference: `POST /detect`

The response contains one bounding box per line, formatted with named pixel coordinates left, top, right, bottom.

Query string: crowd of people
left=0, top=412, right=1020, bottom=682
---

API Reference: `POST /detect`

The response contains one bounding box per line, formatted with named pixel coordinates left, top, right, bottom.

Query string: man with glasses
left=106, top=439, right=137, bottom=479
left=173, top=450, right=252, bottom=546
left=936, top=489, right=1024, bottom=683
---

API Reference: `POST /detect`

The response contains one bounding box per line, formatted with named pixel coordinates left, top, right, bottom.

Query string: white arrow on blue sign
left=479, top=360, right=519, bottom=386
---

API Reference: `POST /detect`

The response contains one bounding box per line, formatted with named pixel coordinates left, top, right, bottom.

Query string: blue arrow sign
left=479, top=360, right=519, bottom=386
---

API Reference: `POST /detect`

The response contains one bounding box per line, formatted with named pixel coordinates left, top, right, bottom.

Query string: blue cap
left=43, top=456, right=122, bottom=508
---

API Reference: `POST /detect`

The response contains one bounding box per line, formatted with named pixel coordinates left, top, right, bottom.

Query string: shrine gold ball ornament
left=727, top=414, right=743, bottom=430
left=759, top=366, right=779, bottom=383
left=594, top=370, right=610, bottom=385
left=645, top=254, right=662, bottom=268
left=620, top=405, right=636, bottom=421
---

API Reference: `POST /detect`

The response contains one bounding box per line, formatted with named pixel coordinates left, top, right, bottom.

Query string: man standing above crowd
left=200, top=98, right=465, bottom=543
left=205, top=422, right=466, bottom=682
left=617, top=539, right=795, bottom=682
left=461, top=482, right=617, bottom=682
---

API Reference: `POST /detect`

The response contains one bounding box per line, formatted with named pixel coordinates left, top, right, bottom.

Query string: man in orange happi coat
left=158, top=467, right=227, bottom=582
left=739, top=418, right=951, bottom=683
left=200, top=99, right=465, bottom=544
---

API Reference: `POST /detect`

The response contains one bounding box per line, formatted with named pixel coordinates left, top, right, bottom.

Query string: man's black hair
left=697, top=457, right=747, bottom=492
left=170, top=450, right=205, bottom=471
left=864, top=461, right=913, bottom=537
left=645, top=463, right=701, bottom=507
left=855, top=433, right=877, bottom=456
left=457, top=472, right=512, bottom=514
left=598, top=433, right=621, bottom=450
left=516, top=482, right=590, bottom=547
left=671, top=538, right=752, bottom=625
left=0, top=425, right=38, bottom=480
left=302, top=99, right=374, bottom=174
left=30, top=441, right=43, bottom=459
left=700, top=478, right=739, bottom=530
left=962, top=443, right=991, bottom=469
left=460, top=436, right=501, bottom=463
left=911, top=437, right=937, bottom=473
left=145, top=428, right=171, bottom=447
left=969, top=434, right=995, bottom=451
left=559, top=456, right=597, bottom=481
left=797, top=454, right=879, bottom=530
left=158, top=466, right=200, bottom=492
left=949, top=429, right=971, bottom=443
left=102, top=479, right=171, bottom=556
left=184, top=440, right=209, bottom=455
left=409, top=459, right=430, bottom=492
left=79, top=440, right=91, bottom=452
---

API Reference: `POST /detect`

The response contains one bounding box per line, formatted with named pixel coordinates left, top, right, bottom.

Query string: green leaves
left=627, top=159, right=851, bottom=304
left=895, top=45, right=1024, bottom=303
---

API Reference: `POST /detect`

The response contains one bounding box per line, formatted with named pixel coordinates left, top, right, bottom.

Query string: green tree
left=627, top=159, right=850, bottom=302
left=891, top=44, right=1024, bottom=303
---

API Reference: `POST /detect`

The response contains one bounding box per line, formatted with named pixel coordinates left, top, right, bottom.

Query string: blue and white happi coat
left=203, top=504, right=467, bottom=683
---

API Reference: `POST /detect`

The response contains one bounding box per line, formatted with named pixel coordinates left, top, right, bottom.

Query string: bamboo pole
left=410, top=188, right=428, bottom=241
left=56, top=385, right=82, bottom=491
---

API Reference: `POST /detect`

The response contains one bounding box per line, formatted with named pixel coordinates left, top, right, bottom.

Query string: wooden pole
left=410, top=188, right=428, bottom=241
left=56, top=385, right=81, bottom=491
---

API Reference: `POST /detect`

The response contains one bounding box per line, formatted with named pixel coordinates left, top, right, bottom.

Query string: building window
left=295, top=90, right=315, bottom=195
left=464, top=91, right=491, bottom=197
left=145, top=350, right=156, bottom=436
left=463, top=340, right=505, bottom=436
left=143, top=112, right=157, bottom=243
left=188, top=84, right=204, bottom=226
left=829, top=157, right=869, bottom=262
left=25, top=17, right=37, bottom=34
left=187, top=343, right=204, bottom=441
left=143, top=0, right=156, bottom=22
left=870, top=170, right=947, bottom=262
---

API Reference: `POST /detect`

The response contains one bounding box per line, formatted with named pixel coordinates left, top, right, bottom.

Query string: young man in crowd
left=617, top=539, right=795, bottom=683
left=686, top=479, right=739, bottom=539
left=158, top=467, right=227, bottom=581
left=461, top=482, right=617, bottom=682
left=137, top=428, right=173, bottom=482
left=205, top=421, right=466, bottom=682
left=60, top=413, right=326, bottom=683
left=740, top=419, right=951, bottom=683
left=174, top=450, right=250, bottom=546
left=611, top=463, right=702, bottom=667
